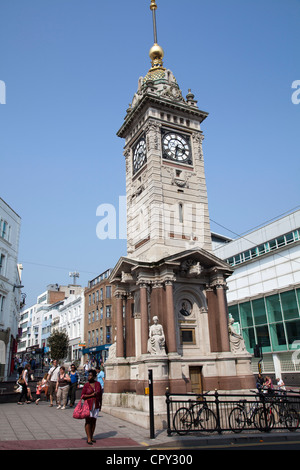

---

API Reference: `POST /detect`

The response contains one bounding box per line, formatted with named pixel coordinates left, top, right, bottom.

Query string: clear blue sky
left=1, top=0, right=299, bottom=307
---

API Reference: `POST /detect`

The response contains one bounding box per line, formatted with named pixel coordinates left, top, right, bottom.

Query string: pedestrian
left=264, top=376, right=274, bottom=396
left=276, top=377, right=285, bottom=389
left=81, top=369, right=102, bottom=445
left=35, top=373, right=49, bottom=404
left=68, top=363, right=79, bottom=407
left=276, top=377, right=286, bottom=396
left=47, top=359, right=60, bottom=407
left=55, top=366, right=71, bottom=410
left=17, top=364, right=31, bottom=404
left=96, top=365, right=105, bottom=391
left=256, top=373, right=264, bottom=391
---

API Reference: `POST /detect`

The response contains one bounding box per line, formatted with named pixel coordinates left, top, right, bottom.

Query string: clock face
left=162, top=132, right=191, bottom=164
left=133, top=138, right=146, bottom=174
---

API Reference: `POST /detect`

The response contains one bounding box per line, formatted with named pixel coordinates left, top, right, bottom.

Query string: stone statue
left=228, top=317, right=246, bottom=354
left=147, top=316, right=166, bottom=356
left=107, top=342, right=116, bottom=360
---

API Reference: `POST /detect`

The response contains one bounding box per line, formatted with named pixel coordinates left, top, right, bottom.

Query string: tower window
left=179, top=203, right=183, bottom=224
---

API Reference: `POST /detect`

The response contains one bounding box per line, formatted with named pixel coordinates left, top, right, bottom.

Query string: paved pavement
left=0, top=400, right=158, bottom=450
left=1, top=399, right=300, bottom=452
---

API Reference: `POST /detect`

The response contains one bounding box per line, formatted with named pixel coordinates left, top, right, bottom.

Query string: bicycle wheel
left=252, top=407, right=264, bottom=431
left=259, top=407, right=275, bottom=431
left=229, top=407, right=247, bottom=433
left=173, top=407, right=193, bottom=435
left=198, top=407, right=218, bottom=432
left=284, top=408, right=299, bottom=432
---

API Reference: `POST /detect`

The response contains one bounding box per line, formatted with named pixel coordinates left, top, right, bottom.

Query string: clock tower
left=104, top=1, right=254, bottom=428
left=117, top=14, right=212, bottom=262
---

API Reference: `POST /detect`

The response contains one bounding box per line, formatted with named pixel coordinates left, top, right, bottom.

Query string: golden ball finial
left=150, top=0, right=158, bottom=11
left=149, top=43, right=164, bottom=61
left=149, top=43, right=164, bottom=70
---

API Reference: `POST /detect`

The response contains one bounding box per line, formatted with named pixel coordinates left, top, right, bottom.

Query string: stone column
left=216, top=284, right=230, bottom=352
left=139, top=283, right=149, bottom=355
left=125, top=295, right=135, bottom=358
left=116, top=293, right=124, bottom=358
left=206, top=286, right=219, bottom=352
left=165, top=280, right=177, bottom=354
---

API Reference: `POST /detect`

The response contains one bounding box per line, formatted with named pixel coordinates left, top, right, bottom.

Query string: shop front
left=82, top=344, right=111, bottom=365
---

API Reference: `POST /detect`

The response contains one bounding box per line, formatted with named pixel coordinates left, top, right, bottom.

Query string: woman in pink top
left=81, top=369, right=102, bottom=445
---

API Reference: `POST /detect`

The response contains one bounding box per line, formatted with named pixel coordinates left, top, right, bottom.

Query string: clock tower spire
left=117, top=0, right=211, bottom=261
left=149, top=0, right=164, bottom=71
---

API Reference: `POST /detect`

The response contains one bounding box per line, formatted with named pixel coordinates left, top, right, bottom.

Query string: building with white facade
left=18, top=284, right=85, bottom=365
left=0, top=198, right=22, bottom=380
left=213, top=209, right=300, bottom=385
left=53, top=293, right=85, bottom=364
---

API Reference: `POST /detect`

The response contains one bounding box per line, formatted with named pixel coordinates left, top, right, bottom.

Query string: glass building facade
left=228, top=288, right=300, bottom=354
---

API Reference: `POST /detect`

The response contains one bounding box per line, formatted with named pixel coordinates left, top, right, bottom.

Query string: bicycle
left=259, top=394, right=299, bottom=432
left=228, top=395, right=263, bottom=433
left=173, top=392, right=217, bottom=435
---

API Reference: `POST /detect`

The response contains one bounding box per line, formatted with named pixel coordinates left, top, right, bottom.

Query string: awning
left=81, top=344, right=111, bottom=354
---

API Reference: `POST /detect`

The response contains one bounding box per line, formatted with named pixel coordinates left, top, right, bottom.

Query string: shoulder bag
left=73, top=398, right=90, bottom=419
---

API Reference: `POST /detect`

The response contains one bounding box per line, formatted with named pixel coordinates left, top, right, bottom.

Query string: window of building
left=285, top=320, right=300, bottom=348
left=180, top=328, right=195, bottom=344
left=266, top=294, right=283, bottom=323
left=179, top=203, right=183, bottom=224
left=256, top=325, right=271, bottom=352
left=106, top=305, right=111, bottom=318
left=106, top=326, right=111, bottom=343
left=0, top=254, right=5, bottom=276
left=285, top=232, right=294, bottom=244
left=252, top=298, right=267, bottom=325
left=228, top=304, right=239, bottom=322
left=1, top=221, right=8, bottom=240
left=276, top=235, right=285, bottom=247
left=106, top=286, right=111, bottom=298
left=269, top=323, right=287, bottom=351
left=0, top=294, right=5, bottom=323
left=281, top=290, right=299, bottom=321
left=239, top=302, right=253, bottom=328
left=243, top=327, right=256, bottom=352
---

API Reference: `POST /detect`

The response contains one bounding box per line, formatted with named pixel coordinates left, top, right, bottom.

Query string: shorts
left=90, top=403, right=99, bottom=419
left=49, top=381, right=57, bottom=395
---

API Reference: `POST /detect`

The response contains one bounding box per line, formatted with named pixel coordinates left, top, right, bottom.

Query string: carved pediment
left=180, top=259, right=203, bottom=278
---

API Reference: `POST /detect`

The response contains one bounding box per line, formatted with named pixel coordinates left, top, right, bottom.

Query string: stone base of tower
left=102, top=352, right=255, bottom=430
